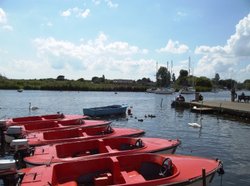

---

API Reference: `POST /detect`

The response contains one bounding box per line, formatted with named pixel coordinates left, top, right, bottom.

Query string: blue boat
left=83, top=104, right=128, bottom=117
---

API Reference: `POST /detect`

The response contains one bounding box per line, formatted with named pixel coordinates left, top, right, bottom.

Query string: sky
left=0, top=0, right=250, bottom=82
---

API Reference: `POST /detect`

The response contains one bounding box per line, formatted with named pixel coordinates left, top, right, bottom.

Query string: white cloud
left=92, top=0, right=101, bottom=5
left=0, top=8, right=13, bottom=31
left=2, top=25, right=13, bottom=31
left=81, top=9, right=90, bottom=18
left=32, top=33, right=152, bottom=80
left=61, top=7, right=90, bottom=18
left=194, top=13, right=250, bottom=81
left=0, top=8, right=7, bottom=24
left=105, top=0, right=118, bottom=8
left=157, top=39, right=189, bottom=54
left=177, top=11, right=187, bottom=17
left=61, top=9, right=71, bottom=17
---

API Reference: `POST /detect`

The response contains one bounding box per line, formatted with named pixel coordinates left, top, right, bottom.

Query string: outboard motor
left=0, top=119, right=7, bottom=128
left=5, top=126, right=23, bottom=143
left=10, top=139, right=31, bottom=169
left=0, top=159, right=18, bottom=185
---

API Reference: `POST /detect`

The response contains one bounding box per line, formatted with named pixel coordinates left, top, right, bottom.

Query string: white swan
left=188, top=122, right=201, bottom=128
left=29, top=102, right=39, bottom=110
left=188, top=118, right=203, bottom=128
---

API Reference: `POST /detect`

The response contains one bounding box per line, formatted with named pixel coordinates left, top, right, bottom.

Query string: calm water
left=0, top=90, right=250, bottom=186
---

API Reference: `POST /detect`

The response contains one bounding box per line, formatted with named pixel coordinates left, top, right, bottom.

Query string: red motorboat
left=19, top=153, right=224, bottom=186
left=16, top=119, right=111, bottom=134
left=23, top=137, right=181, bottom=166
left=26, top=126, right=145, bottom=146
left=2, top=113, right=89, bottom=127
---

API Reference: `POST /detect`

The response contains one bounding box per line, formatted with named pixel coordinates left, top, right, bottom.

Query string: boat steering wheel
left=159, top=158, right=173, bottom=177
left=135, top=139, right=143, bottom=148
left=106, top=126, right=113, bottom=133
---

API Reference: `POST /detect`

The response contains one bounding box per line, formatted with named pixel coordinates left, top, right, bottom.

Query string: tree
left=196, top=77, right=212, bottom=87
left=243, top=79, right=250, bottom=90
left=156, top=66, right=171, bottom=87
left=102, top=75, right=105, bottom=83
left=212, top=73, right=220, bottom=87
left=214, top=73, right=220, bottom=82
left=176, top=69, right=189, bottom=86
left=172, top=73, right=176, bottom=82
left=179, top=70, right=188, bottom=78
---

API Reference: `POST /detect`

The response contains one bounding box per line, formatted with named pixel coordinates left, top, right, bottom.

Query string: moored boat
left=25, top=125, right=145, bottom=146
left=191, top=106, right=215, bottom=114
left=83, top=104, right=128, bottom=117
left=2, top=113, right=89, bottom=127
left=18, top=153, right=224, bottom=186
left=23, top=137, right=181, bottom=166
left=14, top=119, right=111, bottom=134
left=179, top=87, right=195, bottom=94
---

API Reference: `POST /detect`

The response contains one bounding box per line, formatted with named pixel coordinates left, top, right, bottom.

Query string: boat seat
left=94, top=172, right=113, bottom=185
left=58, top=181, right=77, bottom=186
left=105, top=146, right=118, bottom=152
left=121, top=170, right=145, bottom=183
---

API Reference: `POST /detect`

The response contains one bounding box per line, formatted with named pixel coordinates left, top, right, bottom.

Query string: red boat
left=2, top=113, right=89, bottom=127
left=16, top=119, right=111, bottom=134
left=19, top=153, right=224, bottom=186
left=26, top=126, right=145, bottom=146
left=23, top=137, right=181, bottom=166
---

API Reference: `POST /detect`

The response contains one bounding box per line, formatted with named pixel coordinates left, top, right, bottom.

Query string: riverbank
left=171, top=100, right=250, bottom=119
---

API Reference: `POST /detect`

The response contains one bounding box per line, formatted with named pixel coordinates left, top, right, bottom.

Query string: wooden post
left=202, top=168, right=206, bottom=186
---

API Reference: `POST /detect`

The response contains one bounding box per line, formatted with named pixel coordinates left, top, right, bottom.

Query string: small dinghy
left=2, top=113, right=89, bottom=127
left=83, top=104, right=128, bottom=117
left=23, top=137, right=181, bottom=166
left=18, top=153, right=224, bottom=186
left=25, top=125, right=145, bottom=146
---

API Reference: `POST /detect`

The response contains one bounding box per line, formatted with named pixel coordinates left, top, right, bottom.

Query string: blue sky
left=0, top=0, right=250, bottom=82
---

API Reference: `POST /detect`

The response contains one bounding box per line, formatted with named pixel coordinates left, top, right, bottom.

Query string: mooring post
left=202, top=168, right=206, bottom=186
left=0, top=124, right=5, bottom=156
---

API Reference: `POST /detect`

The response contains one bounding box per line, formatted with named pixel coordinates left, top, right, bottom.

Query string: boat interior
left=51, top=154, right=176, bottom=185
left=55, top=138, right=144, bottom=158
left=43, top=126, right=113, bottom=140
left=24, top=121, right=59, bottom=131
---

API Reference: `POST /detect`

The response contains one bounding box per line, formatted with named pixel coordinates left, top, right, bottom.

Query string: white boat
left=179, top=87, right=195, bottom=94
left=147, top=87, right=175, bottom=94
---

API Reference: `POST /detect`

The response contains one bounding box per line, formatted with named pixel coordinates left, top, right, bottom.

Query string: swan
left=188, top=122, right=201, bottom=128
left=188, top=118, right=203, bottom=128
left=29, top=102, right=39, bottom=110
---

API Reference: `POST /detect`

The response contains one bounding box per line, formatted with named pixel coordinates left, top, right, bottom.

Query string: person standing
left=231, top=87, right=237, bottom=102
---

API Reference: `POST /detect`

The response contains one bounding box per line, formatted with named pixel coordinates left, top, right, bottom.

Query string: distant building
left=113, top=79, right=135, bottom=84
left=56, top=75, right=65, bottom=81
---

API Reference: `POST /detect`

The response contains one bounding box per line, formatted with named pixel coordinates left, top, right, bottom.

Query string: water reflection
left=0, top=90, right=250, bottom=185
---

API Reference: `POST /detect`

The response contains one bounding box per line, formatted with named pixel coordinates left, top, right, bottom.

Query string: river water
left=0, top=90, right=250, bottom=186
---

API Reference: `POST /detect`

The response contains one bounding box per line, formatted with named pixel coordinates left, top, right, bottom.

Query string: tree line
left=0, top=70, right=249, bottom=92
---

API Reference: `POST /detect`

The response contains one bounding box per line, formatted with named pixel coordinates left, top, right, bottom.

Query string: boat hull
left=26, top=126, right=145, bottom=146
left=4, top=114, right=88, bottom=127
left=24, top=137, right=181, bottom=166
left=19, top=153, right=222, bottom=186
left=83, top=104, right=127, bottom=117
left=20, top=119, right=111, bottom=134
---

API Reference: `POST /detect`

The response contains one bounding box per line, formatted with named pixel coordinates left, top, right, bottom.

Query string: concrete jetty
left=171, top=100, right=250, bottom=119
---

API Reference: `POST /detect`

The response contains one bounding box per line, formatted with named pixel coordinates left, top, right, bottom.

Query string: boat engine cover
left=6, top=126, right=22, bottom=135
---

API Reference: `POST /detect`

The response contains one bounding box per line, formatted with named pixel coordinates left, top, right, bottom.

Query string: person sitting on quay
left=176, top=94, right=185, bottom=102
left=199, top=93, right=203, bottom=101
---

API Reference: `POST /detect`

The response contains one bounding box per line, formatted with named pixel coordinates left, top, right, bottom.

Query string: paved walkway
left=191, top=101, right=250, bottom=112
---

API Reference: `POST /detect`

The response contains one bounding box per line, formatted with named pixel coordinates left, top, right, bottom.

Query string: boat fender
left=135, top=139, right=143, bottom=148
left=159, top=158, right=173, bottom=177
